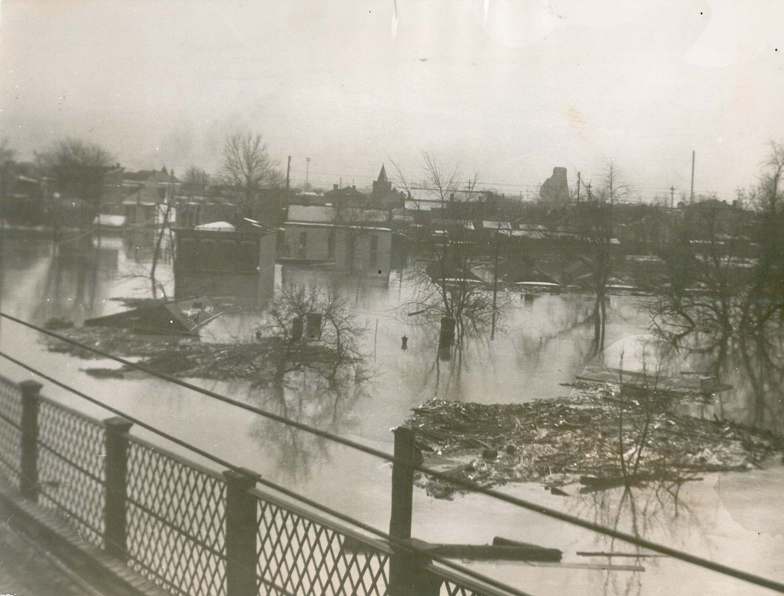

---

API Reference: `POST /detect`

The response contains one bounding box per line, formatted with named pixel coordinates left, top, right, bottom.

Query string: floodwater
left=0, top=230, right=782, bottom=595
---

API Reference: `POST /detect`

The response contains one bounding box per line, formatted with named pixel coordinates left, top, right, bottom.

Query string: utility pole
left=490, top=227, right=500, bottom=341
left=576, top=171, right=581, bottom=202
left=690, top=150, right=695, bottom=203
left=670, top=185, right=675, bottom=208
left=285, top=155, right=291, bottom=192
left=305, top=157, right=311, bottom=190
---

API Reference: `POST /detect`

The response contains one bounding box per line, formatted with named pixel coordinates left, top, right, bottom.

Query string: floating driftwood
left=406, top=387, right=784, bottom=499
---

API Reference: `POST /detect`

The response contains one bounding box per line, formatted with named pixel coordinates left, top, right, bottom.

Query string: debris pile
left=406, top=384, right=784, bottom=499
left=44, top=326, right=344, bottom=382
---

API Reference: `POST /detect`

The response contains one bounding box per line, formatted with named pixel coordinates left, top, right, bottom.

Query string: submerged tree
left=574, top=163, right=626, bottom=354
left=395, top=154, right=499, bottom=364
left=651, top=143, right=784, bottom=432
left=248, top=284, right=371, bottom=479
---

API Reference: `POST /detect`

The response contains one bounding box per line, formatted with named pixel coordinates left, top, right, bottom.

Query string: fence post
left=103, top=416, right=133, bottom=559
left=389, top=426, right=441, bottom=596
left=223, top=468, right=258, bottom=596
left=19, top=380, right=42, bottom=501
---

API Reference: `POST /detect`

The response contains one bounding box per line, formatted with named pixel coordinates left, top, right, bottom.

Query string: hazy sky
left=2, top=0, right=783, bottom=200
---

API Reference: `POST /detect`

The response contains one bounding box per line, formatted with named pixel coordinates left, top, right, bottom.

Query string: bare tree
left=651, top=143, right=784, bottom=432
left=574, top=164, right=623, bottom=354
left=35, top=137, right=115, bottom=224
left=182, top=166, right=210, bottom=195
left=222, top=132, right=279, bottom=216
left=260, top=284, right=369, bottom=386
left=35, top=137, right=114, bottom=171
left=396, top=154, right=501, bottom=367
left=422, top=151, right=460, bottom=210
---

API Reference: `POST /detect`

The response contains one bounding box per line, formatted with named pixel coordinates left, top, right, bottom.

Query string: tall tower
left=372, top=164, right=392, bottom=198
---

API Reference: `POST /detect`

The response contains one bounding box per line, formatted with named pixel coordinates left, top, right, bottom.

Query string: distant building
left=281, top=203, right=392, bottom=277
left=372, top=164, right=392, bottom=197
left=0, top=162, right=46, bottom=224
left=540, top=167, right=570, bottom=205
left=281, top=222, right=392, bottom=278
left=173, top=220, right=277, bottom=308
left=100, top=167, right=178, bottom=227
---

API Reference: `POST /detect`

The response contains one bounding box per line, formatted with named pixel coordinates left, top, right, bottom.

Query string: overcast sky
left=2, top=0, right=783, bottom=200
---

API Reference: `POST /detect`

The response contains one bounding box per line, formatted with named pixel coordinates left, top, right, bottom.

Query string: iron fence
left=253, top=487, right=390, bottom=595
left=126, top=436, right=228, bottom=596
left=0, top=375, right=22, bottom=486
left=0, top=373, right=519, bottom=596
left=36, top=394, right=106, bottom=546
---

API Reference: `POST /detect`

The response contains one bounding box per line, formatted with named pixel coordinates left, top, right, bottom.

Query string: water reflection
left=241, top=284, right=372, bottom=481
left=651, top=290, right=784, bottom=434
left=570, top=481, right=704, bottom=596
left=6, top=232, right=120, bottom=325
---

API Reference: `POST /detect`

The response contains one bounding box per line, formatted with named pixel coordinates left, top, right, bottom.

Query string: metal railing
left=3, top=314, right=784, bottom=594
left=0, top=374, right=512, bottom=596
left=126, top=436, right=228, bottom=596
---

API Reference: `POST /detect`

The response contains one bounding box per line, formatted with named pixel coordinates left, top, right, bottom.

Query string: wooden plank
left=429, top=544, right=561, bottom=562
left=577, top=551, right=667, bottom=558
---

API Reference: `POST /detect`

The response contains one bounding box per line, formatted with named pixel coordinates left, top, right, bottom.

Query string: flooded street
left=2, top=230, right=782, bottom=595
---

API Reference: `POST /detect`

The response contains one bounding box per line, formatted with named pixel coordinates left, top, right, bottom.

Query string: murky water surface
left=1, top=231, right=781, bottom=595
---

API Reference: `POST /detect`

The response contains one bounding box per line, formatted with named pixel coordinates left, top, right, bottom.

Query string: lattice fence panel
left=36, top=398, right=105, bottom=546
left=442, top=581, right=486, bottom=596
left=0, top=377, right=22, bottom=487
left=255, top=497, right=390, bottom=596
left=126, top=438, right=227, bottom=596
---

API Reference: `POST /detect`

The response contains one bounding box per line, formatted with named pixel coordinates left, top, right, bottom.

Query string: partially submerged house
left=280, top=204, right=392, bottom=277
left=173, top=219, right=277, bottom=308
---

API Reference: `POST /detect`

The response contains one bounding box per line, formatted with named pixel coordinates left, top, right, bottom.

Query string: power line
left=0, top=349, right=530, bottom=596
left=1, top=313, right=783, bottom=592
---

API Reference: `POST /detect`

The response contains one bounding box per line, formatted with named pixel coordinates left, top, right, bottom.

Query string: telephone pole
left=576, top=171, right=581, bottom=202
left=285, top=155, right=291, bottom=192
left=305, top=157, right=311, bottom=189
left=491, top=227, right=500, bottom=341
left=690, top=150, right=695, bottom=203
left=670, top=185, right=675, bottom=208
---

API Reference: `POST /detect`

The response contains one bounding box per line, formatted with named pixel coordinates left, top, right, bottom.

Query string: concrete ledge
left=0, top=481, right=169, bottom=596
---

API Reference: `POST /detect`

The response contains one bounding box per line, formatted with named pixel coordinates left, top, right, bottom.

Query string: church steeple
left=373, top=163, right=392, bottom=198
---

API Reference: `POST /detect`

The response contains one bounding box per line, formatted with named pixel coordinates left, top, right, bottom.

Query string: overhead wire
left=1, top=312, right=783, bottom=592
left=0, top=349, right=531, bottom=596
